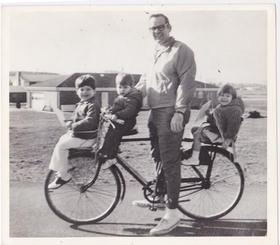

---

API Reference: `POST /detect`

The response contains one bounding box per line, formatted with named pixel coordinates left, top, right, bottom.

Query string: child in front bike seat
left=48, top=75, right=101, bottom=189
left=184, top=83, right=245, bottom=165
left=98, top=73, right=142, bottom=166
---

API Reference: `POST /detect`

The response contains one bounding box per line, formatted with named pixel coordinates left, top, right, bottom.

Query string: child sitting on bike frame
left=98, top=73, right=142, bottom=165
left=48, top=74, right=101, bottom=189
left=184, top=83, right=245, bottom=165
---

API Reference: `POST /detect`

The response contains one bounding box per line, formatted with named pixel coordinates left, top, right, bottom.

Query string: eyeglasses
left=149, top=24, right=167, bottom=32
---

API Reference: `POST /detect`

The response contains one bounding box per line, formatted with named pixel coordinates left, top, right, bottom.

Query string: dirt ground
left=9, top=99, right=267, bottom=186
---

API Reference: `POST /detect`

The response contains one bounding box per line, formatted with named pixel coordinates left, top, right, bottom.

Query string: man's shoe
left=132, top=200, right=166, bottom=210
left=48, top=177, right=71, bottom=189
left=149, top=216, right=180, bottom=236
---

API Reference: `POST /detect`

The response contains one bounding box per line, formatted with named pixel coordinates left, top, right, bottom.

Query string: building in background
left=9, top=71, right=218, bottom=111
left=24, top=73, right=141, bottom=111
left=9, top=71, right=60, bottom=87
left=9, top=71, right=61, bottom=108
left=192, top=80, right=219, bottom=109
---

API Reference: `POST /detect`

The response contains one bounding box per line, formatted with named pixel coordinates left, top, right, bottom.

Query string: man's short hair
left=217, top=83, right=237, bottom=99
left=115, top=73, right=133, bottom=87
left=75, top=74, right=96, bottom=90
left=149, top=13, right=170, bottom=25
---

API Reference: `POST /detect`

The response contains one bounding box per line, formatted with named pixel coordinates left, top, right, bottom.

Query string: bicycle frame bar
left=181, top=177, right=202, bottom=183
left=116, top=155, right=149, bottom=187
left=117, top=137, right=193, bottom=187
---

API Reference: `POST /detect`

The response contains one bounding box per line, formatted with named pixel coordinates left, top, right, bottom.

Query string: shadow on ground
left=70, top=218, right=267, bottom=237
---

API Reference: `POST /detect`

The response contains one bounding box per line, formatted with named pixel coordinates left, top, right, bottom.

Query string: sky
left=3, top=5, right=271, bottom=84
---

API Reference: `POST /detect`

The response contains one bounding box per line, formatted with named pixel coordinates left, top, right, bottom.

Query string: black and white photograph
left=1, top=3, right=278, bottom=245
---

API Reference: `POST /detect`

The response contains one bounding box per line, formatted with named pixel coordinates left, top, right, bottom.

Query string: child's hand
left=104, top=113, right=114, bottom=120
left=223, top=138, right=233, bottom=149
left=104, top=113, right=118, bottom=121
left=65, top=120, right=73, bottom=129
left=104, top=113, right=124, bottom=124
left=111, top=114, right=118, bottom=121
left=105, top=114, right=117, bottom=121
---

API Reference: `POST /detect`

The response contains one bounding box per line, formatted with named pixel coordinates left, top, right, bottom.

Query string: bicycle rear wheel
left=178, top=146, right=244, bottom=220
left=45, top=160, right=121, bottom=224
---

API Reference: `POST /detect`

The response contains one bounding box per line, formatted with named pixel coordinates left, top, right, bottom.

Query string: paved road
left=9, top=181, right=267, bottom=237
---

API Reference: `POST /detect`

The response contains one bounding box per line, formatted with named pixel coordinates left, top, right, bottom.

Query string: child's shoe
left=48, top=176, right=71, bottom=189
left=98, top=153, right=116, bottom=169
left=98, top=152, right=108, bottom=164
left=102, top=159, right=116, bottom=170
left=182, top=150, right=200, bottom=166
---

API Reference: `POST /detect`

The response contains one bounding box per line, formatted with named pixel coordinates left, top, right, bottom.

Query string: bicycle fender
left=111, top=165, right=126, bottom=203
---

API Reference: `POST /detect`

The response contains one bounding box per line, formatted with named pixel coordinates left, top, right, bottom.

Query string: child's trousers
left=49, top=132, right=96, bottom=179
left=100, top=120, right=135, bottom=159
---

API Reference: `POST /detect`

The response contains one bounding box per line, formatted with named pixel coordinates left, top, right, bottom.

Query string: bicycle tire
left=44, top=163, right=121, bottom=224
left=178, top=146, right=244, bottom=221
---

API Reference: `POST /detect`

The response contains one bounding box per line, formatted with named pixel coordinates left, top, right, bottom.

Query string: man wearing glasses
left=135, top=13, right=197, bottom=235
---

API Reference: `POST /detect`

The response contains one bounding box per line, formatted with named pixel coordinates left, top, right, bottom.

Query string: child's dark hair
left=75, top=74, right=96, bottom=90
left=217, top=83, right=237, bottom=99
left=115, top=73, right=133, bottom=87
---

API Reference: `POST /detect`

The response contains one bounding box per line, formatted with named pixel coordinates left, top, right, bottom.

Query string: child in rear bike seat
left=98, top=73, right=142, bottom=165
left=184, top=83, right=245, bottom=165
left=48, top=74, right=101, bottom=189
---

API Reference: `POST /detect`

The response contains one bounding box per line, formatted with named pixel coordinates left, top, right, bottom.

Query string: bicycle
left=44, top=112, right=245, bottom=225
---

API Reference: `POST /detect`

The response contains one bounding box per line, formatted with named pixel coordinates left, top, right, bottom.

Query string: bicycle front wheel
left=178, top=147, right=244, bottom=220
left=44, top=165, right=121, bottom=224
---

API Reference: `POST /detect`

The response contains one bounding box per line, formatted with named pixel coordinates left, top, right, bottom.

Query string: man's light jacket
left=136, top=37, right=197, bottom=113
